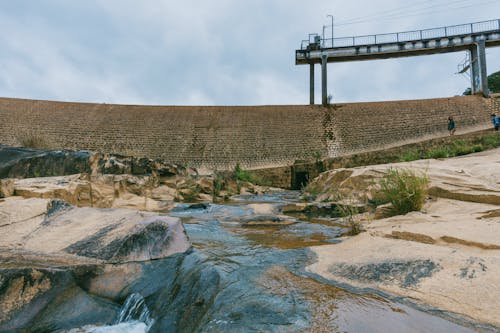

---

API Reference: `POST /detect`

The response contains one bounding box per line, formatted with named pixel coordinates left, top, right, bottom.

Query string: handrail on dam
left=300, top=19, right=500, bottom=50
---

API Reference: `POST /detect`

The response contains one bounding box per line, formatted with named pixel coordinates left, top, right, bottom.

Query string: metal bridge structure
left=296, top=19, right=500, bottom=105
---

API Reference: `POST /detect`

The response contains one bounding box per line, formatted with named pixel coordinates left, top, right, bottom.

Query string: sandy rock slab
left=10, top=174, right=175, bottom=211
left=309, top=148, right=500, bottom=205
left=307, top=198, right=500, bottom=328
left=0, top=197, right=191, bottom=264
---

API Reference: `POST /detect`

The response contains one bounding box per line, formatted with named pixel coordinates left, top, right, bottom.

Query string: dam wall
left=0, top=96, right=496, bottom=170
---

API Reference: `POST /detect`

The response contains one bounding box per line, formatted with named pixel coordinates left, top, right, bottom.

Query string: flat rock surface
left=310, top=148, right=500, bottom=205
left=0, top=197, right=190, bottom=264
left=307, top=149, right=500, bottom=328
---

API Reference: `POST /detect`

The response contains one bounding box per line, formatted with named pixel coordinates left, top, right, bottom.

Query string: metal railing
left=300, top=19, right=500, bottom=50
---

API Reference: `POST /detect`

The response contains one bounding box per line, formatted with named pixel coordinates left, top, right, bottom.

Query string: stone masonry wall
left=0, top=96, right=495, bottom=170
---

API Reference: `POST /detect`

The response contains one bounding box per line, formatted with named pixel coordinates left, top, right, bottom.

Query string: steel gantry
left=296, top=19, right=500, bottom=105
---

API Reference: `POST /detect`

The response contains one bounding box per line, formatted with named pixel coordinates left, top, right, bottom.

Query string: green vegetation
left=404, top=136, right=500, bottom=161
left=334, top=202, right=362, bottom=235
left=376, top=169, right=429, bottom=216
left=401, top=149, right=420, bottom=162
left=175, top=176, right=201, bottom=202
left=234, top=163, right=252, bottom=182
left=463, top=70, right=500, bottom=95
left=335, top=132, right=500, bottom=170
left=17, top=132, right=51, bottom=149
left=303, top=182, right=322, bottom=202
left=232, top=163, right=270, bottom=187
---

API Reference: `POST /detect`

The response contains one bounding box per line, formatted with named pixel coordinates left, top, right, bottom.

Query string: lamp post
left=322, top=25, right=326, bottom=47
left=327, top=14, right=334, bottom=47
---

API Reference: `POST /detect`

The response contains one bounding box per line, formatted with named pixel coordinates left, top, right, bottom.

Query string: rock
left=307, top=197, right=500, bottom=327
left=196, top=177, right=214, bottom=194
left=0, top=179, right=15, bottom=198
left=281, top=203, right=309, bottom=213
left=0, top=267, right=76, bottom=328
left=0, top=197, right=191, bottom=263
left=0, top=145, right=188, bottom=180
left=307, top=148, right=500, bottom=208
left=150, top=185, right=177, bottom=201
left=223, top=215, right=296, bottom=226
left=248, top=203, right=279, bottom=215
left=10, top=173, right=181, bottom=210
left=186, top=203, right=210, bottom=210
left=373, top=203, right=393, bottom=219
left=13, top=175, right=94, bottom=205
left=0, top=146, right=92, bottom=179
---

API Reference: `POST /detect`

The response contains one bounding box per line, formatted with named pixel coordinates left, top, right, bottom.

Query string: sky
left=0, top=0, right=499, bottom=105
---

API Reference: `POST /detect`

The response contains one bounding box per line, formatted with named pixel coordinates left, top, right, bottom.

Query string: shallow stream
left=67, top=191, right=479, bottom=333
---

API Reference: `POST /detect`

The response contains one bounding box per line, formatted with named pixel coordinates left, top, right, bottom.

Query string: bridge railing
left=301, top=19, right=500, bottom=50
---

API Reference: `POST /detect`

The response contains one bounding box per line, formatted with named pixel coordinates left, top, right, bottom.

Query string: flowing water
left=66, top=191, right=482, bottom=333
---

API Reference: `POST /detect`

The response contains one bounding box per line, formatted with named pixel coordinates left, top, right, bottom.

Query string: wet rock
left=0, top=145, right=188, bottom=180
left=281, top=203, right=309, bottom=213
left=0, top=267, right=76, bottom=329
left=186, top=203, right=210, bottom=210
left=0, top=146, right=92, bottom=179
left=224, top=214, right=296, bottom=226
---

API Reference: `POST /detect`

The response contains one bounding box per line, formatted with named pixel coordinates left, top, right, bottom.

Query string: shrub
left=425, top=148, right=448, bottom=159
left=401, top=149, right=420, bottom=162
left=335, top=202, right=362, bottom=235
left=17, top=132, right=51, bottom=149
left=477, top=134, right=500, bottom=148
left=234, top=163, right=252, bottom=182
left=378, top=168, right=429, bottom=216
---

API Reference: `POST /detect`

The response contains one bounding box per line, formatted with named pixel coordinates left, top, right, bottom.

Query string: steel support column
left=309, top=63, right=315, bottom=105
left=321, top=54, right=328, bottom=105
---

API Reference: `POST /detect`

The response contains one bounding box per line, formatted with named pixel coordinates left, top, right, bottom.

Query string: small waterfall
left=116, top=293, right=154, bottom=330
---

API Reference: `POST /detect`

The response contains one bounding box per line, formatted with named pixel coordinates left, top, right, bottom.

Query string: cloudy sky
left=1, top=0, right=499, bottom=105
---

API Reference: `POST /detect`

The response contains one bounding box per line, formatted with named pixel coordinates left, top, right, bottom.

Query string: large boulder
left=0, top=145, right=190, bottom=180
left=0, top=145, right=92, bottom=179
left=0, top=197, right=191, bottom=263
left=0, top=197, right=192, bottom=330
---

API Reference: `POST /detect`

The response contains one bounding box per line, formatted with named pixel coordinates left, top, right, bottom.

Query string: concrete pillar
left=321, top=54, right=328, bottom=106
left=470, top=47, right=480, bottom=95
left=477, top=39, right=489, bottom=97
left=309, top=64, right=314, bottom=105
left=470, top=40, right=489, bottom=96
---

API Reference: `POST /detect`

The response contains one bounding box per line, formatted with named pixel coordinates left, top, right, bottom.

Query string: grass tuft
left=377, top=168, right=429, bottom=216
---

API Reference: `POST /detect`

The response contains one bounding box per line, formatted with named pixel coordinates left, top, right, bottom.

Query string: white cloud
left=0, top=0, right=499, bottom=105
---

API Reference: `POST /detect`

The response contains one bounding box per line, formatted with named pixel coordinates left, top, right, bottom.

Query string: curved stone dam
left=0, top=96, right=497, bottom=171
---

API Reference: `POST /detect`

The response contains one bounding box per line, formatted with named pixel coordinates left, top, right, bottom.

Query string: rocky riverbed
left=305, top=148, right=500, bottom=329
left=1, top=145, right=499, bottom=332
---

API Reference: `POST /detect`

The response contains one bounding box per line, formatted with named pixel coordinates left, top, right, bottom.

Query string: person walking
left=448, top=116, right=456, bottom=136
left=492, top=114, right=500, bottom=131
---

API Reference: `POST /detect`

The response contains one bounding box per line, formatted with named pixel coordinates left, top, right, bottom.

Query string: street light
left=322, top=25, right=326, bottom=47
left=327, top=14, right=334, bottom=47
